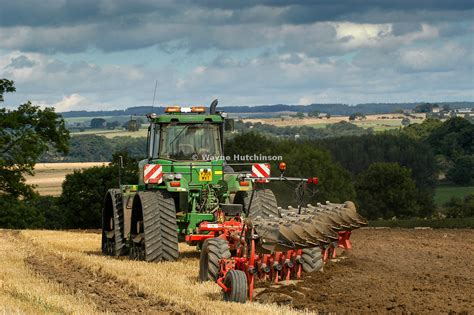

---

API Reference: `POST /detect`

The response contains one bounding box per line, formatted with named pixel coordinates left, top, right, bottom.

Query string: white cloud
left=399, top=42, right=467, bottom=71
left=33, top=93, right=116, bottom=112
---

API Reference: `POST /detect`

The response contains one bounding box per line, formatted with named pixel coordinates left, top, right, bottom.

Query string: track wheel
left=223, top=270, right=248, bottom=303
left=199, top=238, right=231, bottom=281
left=302, top=247, right=324, bottom=273
left=234, top=188, right=280, bottom=219
left=101, top=189, right=125, bottom=256
left=129, top=191, right=179, bottom=262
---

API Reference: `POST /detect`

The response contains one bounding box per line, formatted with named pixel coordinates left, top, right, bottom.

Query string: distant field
left=352, top=119, right=405, bottom=131
left=244, top=113, right=425, bottom=131
left=64, top=116, right=115, bottom=123
left=70, top=128, right=148, bottom=138
left=25, top=163, right=107, bottom=196
left=434, top=185, right=474, bottom=206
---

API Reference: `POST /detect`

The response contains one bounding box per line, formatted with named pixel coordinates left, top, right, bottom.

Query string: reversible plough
left=195, top=169, right=367, bottom=303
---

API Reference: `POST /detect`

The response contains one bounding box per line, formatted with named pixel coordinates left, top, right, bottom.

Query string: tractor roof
left=149, top=113, right=224, bottom=124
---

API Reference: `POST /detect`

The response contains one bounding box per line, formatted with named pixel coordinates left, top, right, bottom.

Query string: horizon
left=1, top=1, right=473, bottom=110
left=56, top=101, right=474, bottom=116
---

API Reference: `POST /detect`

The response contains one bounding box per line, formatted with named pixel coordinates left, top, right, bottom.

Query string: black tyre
left=223, top=270, right=248, bottom=303
left=101, top=189, right=125, bottom=256
left=302, top=247, right=324, bottom=273
left=234, top=188, right=279, bottom=219
left=129, top=191, right=179, bottom=262
left=199, top=238, right=231, bottom=281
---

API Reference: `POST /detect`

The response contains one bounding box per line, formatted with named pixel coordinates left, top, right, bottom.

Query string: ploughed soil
left=21, top=242, right=176, bottom=314
left=254, top=228, right=474, bottom=314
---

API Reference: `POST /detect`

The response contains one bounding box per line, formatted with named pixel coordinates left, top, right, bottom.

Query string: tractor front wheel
left=223, top=270, right=248, bottom=303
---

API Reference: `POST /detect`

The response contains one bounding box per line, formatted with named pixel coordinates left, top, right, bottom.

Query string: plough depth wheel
left=223, top=270, right=248, bottom=303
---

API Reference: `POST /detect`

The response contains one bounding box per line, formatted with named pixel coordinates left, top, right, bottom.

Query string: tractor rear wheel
left=234, top=188, right=280, bottom=219
left=129, top=191, right=179, bottom=262
left=199, top=238, right=231, bottom=281
left=101, top=189, right=125, bottom=256
left=223, top=270, right=248, bottom=303
left=302, top=247, right=324, bottom=273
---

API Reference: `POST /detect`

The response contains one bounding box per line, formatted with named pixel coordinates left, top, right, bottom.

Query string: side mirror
left=224, top=118, right=235, bottom=132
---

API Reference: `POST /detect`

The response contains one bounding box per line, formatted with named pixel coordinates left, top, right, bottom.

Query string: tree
left=65, top=135, right=113, bottom=161
left=414, top=103, right=435, bottom=113
left=355, top=163, right=420, bottom=219
left=106, top=121, right=120, bottom=130
left=444, top=194, right=474, bottom=218
left=447, top=155, right=474, bottom=185
left=349, top=112, right=365, bottom=121
left=225, top=133, right=356, bottom=207
left=90, top=118, right=106, bottom=128
left=0, top=79, right=15, bottom=102
left=316, top=134, right=437, bottom=191
left=308, top=110, right=320, bottom=117
left=427, top=117, right=474, bottom=160
left=0, top=79, right=69, bottom=198
left=402, top=118, right=443, bottom=141
left=401, top=117, right=411, bottom=126
left=59, top=152, right=138, bottom=228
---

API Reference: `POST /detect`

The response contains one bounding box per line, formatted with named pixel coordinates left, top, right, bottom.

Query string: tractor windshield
left=157, top=123, right=222, bottom=160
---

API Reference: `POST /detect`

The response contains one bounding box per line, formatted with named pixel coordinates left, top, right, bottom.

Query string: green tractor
left=101, top=100, right=367, bottom=302
left=101, top=100, right=279, bottom=261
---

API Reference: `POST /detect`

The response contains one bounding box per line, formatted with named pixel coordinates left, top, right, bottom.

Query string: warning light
left=279, top=162, right=287, bottom=172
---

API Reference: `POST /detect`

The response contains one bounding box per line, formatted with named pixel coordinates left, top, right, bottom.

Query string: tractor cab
left=146, top=109, right=224, bottom=162
left=158, top=123, right=222, bottom=161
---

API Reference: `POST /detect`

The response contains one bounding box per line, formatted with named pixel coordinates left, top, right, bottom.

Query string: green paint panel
left=177, top=212, right=215, bottom=234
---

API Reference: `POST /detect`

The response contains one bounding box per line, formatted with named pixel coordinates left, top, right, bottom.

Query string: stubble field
left=25, top=163, right=107, bottom=196
left=1, top=228, right=472, bottom=314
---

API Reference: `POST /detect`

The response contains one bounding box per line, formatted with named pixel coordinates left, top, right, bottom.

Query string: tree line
left=1, top=78, right=472, bottom=229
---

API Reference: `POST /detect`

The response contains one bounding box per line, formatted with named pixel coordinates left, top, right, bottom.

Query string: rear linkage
left=198, top=163, right=368, bottom=303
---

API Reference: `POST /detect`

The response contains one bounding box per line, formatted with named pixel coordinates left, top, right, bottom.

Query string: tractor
left=101, top=100, right=367, bottom=303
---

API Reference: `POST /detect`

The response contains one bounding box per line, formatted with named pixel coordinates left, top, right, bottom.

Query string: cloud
left=34, top=93, right=107, bottom=112
left=7, top=55, right=36, bottom=68
left=0, top=2, right=472, bottom=107
left=0, top=1, right=472, bottom=53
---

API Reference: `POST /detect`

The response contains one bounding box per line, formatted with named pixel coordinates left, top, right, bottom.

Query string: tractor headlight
left=174, top=173, right=183, bottom=180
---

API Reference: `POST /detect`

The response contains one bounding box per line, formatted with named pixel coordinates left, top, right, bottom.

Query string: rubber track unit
left=136, top=191, right=179, bottom=262
left=199, top=238, right=231, bottom=281
left=236, top=188, right=280, bottom=219
left=302, top=247, right=324, bottom=273
left=102, top=189, right=125, bottom=256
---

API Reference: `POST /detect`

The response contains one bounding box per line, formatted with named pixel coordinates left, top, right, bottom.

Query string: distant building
left=454, top=108, right=473, bottom=117
left=431, top=106, right=440, bottom=113
left=456, top=108, right=472, bottom=114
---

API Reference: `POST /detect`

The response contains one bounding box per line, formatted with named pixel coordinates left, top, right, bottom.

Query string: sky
left=0, top=0, right=473, bottom=111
